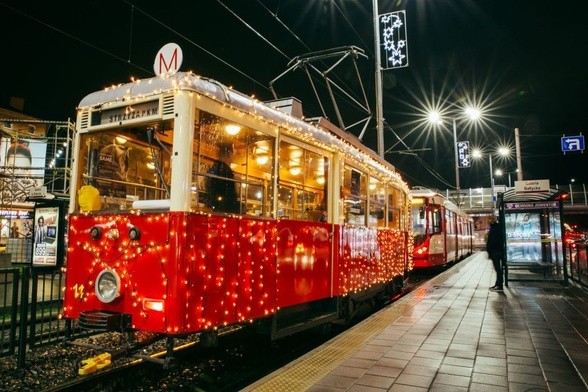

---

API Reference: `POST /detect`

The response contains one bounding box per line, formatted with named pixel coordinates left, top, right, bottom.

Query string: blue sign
left=561, top=135, right=584, bottom=153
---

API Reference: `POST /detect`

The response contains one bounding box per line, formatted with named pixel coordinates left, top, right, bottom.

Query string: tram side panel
left=276, top=220, right=332, bottom=308
left=336, top=226, right=408, bottom=296
left=185, top=215, right=278, bottom=332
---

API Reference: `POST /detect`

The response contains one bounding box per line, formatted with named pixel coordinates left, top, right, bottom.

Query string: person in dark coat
left=486, top=219, right=505, bottom=291
left=205, top=144, right=239, bottom=214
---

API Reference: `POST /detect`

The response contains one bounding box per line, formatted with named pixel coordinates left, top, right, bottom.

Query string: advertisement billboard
left=32, top=201, right=65, bottom=269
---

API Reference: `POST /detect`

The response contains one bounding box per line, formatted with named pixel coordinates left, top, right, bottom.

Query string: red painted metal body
left=64, top=212, right=410, bottom=334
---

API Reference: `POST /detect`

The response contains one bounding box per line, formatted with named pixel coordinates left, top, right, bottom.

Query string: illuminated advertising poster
left=505, top=212, right=541, bottom=263
left=0, top=137, right=48, bottom=203
left=32, top=205, right=60, bottom=268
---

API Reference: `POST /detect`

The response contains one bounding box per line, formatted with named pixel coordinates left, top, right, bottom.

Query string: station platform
left=243, top=252, right=588, bottom=392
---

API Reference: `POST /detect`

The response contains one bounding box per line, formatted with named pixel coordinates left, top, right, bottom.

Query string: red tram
left=410, top=188, right=473, bottom=268
left=62, top=70, right=413, bottom=342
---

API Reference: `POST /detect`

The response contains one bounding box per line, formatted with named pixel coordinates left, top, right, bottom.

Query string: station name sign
left=514, top=179, right=550, bottom=194
left=94, top=100, right=160, bottom=126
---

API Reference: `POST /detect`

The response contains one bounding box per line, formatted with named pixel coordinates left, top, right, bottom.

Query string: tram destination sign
left=94, top=100, right=160, bottom=126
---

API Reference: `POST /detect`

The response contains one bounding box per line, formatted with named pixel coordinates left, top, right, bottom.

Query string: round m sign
left=154, top=43, right=183, bottom=76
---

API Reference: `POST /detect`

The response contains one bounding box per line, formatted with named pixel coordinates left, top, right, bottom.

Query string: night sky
left=2, top=0, right=586, bottom=190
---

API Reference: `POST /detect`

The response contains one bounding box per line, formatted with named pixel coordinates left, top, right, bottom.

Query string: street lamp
left=472, top=147, right=511, bottom=206
left=427, top=106, right=483, bottom=206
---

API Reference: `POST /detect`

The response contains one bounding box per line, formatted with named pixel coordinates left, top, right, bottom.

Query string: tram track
left=37, top=271, right=436, bottom=392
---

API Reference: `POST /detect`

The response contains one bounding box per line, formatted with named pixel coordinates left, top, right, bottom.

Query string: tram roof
left=78, top=72, right=408, bottom=192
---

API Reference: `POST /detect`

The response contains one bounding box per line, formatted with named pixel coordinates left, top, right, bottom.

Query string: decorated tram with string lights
left=410, top=188, right=473, bottom=268
left=62, top=67, right=413, bottom=343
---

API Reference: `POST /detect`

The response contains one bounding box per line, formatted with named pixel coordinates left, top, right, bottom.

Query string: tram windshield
left=411, top=200, right=427, bottom=246
left=75, top=122, right=173, bottom=212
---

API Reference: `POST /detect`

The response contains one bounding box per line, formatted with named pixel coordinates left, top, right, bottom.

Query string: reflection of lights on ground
left=412, top=286, right=429, bottom=299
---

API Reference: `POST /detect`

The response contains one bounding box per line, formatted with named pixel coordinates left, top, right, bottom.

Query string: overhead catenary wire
left=1, top=0, right=454, bottom=188
left=122, top=1, right=270, bottom=92
left=0, top=1, right=151, bottom=75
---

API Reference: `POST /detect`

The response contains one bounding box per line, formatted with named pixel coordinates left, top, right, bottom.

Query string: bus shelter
left=498, top=188, right=568, bottom=286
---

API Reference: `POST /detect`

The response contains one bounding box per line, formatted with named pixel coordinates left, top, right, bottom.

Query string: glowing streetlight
left=472, top=146, right=511, bottom=200
left=427, top=106, right=484, bottom=206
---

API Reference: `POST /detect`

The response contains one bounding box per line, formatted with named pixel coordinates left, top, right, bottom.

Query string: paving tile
left=330, top=365, right=367, bottom=378
left=468, top=383, right=508, bottom=392
left=508, top=371, right=546, bottom=386
left=354, top=374, right=395, bottom=389
left=389, top=384, right=428, bottom=392
left=428, top=382, right=469, bottom=392
left=432, top=373, right=471, bottom=388
left=442, top=356, right=474, bottom=367
left=414, top=349, right=446, bottom=359
left=507, top=363, right=543, bottom=375
left=506, top=355, right=540, bottom=366
left=395, top=373, right=434, bottom=388
left=315, top=374, right=356, bottom=389
left=438, top=363, right=473, bottom=377
left=354, top=350, right=384, bottom=361
left=382, top=350, right=414, bottom=361
left=401, top=364, right=438, bottom=377
left=420, top=343, right=449, bottom=352
left=391, top=344, right=421, bottom=354
left=446, top=349, right=476, bottom=359
left=408, top=356, right=442, bottom=368
left=341, top=357, right=376, bottom=369
left=501, top=382, right=545, bottom=392
left=365, top=365, right=402, bottom=378
left=472, top=363, right=506, bottom=376
left=506, top=348, right=537, bottom=358
left=471, top=371, right=508, bottom=386
left=474, top=355, right=507, bottom=367
left=375, top=357, right=409, bottom=368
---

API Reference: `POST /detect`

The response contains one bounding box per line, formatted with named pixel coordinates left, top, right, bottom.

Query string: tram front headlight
left=95, top=269, right=121, bottom=303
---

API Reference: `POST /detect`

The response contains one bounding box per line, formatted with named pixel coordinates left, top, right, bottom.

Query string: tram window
left=387, top=186, right=402, bottom=230
left=191, top=111, right=274, bottom=216
left=341, top=165, right=367, bottom=226
left=447, top=211, right=455, bottom=234
left=76, top=125, right=172, bottom=212
left=430, top=208, right=442, bottom=234
left=277, top=141, right=328, bottom=222
left=368, top=177, right=385, bottom=228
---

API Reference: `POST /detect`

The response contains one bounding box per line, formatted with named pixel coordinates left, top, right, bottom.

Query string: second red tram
left=410, top=188, right=473, bottom=268
left=62, top=70, right=413, bottom=341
